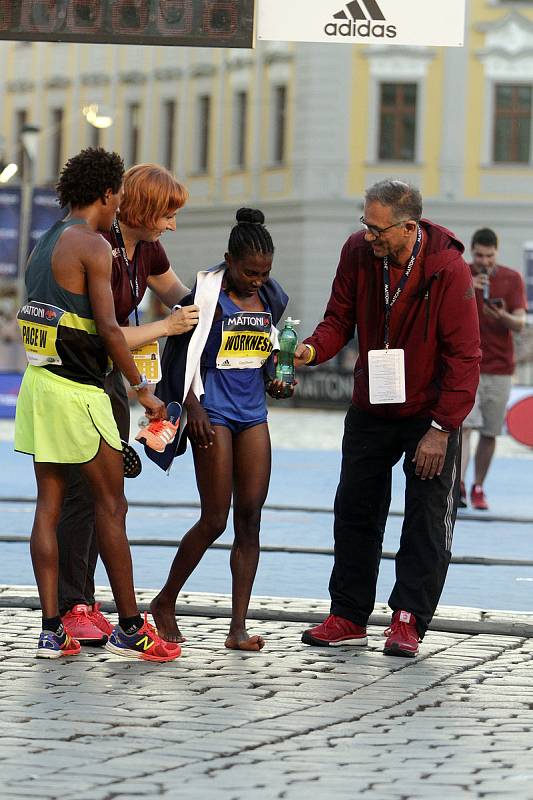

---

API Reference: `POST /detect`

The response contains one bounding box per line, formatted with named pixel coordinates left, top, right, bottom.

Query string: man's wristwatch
left=431, top=420, right=450, bottom=433
left=130, top=374, right=148, bottom=391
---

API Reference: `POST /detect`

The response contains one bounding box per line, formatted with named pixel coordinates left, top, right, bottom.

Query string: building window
left=272, top=85, right=287, bottom=164
left=126, top=102, right=141, bottom=166
left=233, top=90, right=248, bottom=170
left=197, top=95, right=211, bottom=173
left=378, top=83, right=417, bottom=161
left=15, top=109, right=28, bottom=180
left=493, top=84, right=531, bottom=164
left=50, top=108, right=64, bottom=180
left=162, top=100, right=176, bottom=172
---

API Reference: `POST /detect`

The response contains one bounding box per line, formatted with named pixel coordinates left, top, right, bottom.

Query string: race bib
left=131, top=340, right=160, bottom=384
left=216, top=311, right=273, bottom=369
left=17, top=301, right=65, bottom=366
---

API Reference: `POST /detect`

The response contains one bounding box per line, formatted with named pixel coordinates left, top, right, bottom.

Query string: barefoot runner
left=15, top=148, right=180, bottom=662
left=150, top=208, right=290, bottom=651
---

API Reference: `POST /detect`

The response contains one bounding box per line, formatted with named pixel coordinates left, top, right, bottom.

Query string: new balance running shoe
left=62, top=604, right=107, bottom=646
left=104, top=613, right=181, bottom=662
left=135, top=418, right=179, bottom=453
left=36, top=629, right=81, bottom=659
left=301, top=614, right=368, bottom=647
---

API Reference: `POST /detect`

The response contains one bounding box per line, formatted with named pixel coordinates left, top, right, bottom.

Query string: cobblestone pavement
left=2, top=590, right=533, bottom=799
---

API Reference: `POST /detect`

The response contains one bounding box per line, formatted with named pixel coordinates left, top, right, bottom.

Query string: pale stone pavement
left=1, top=588, right=533, bottom=800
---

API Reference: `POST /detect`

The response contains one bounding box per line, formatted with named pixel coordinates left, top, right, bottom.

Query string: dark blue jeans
left=329, top=405, right=460, bottom=637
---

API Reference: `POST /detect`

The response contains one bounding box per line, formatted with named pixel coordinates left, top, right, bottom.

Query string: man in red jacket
left=297, top=180, right=480, bottom=658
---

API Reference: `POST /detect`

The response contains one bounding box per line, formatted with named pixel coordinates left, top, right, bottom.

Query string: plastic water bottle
left=275, top=318, right=300, bottom=385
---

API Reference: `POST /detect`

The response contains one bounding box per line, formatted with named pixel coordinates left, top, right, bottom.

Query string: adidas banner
left=257, top=0, right=465, bottom=47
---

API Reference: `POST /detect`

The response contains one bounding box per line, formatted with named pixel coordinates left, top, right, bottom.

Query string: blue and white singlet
left=201, top=290, right=274, bottom=424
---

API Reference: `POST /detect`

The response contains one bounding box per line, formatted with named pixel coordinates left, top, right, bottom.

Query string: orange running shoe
left=136, top=418, right=179, bottom=453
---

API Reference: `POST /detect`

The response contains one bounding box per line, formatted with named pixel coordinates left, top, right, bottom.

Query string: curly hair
left=56, top=147, right=124, bottom=209
left=118, top=164, right=189, bottom=229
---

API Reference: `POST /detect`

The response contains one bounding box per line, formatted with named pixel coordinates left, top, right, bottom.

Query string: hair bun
left=236, top=207, right=265, bottom=226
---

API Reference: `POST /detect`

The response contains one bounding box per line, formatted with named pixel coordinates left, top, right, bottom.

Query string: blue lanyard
left=382, top=226, right=422, bottom=348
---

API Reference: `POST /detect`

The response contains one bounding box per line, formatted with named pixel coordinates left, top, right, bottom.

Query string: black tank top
left=18, top=218, right=108, bottom=387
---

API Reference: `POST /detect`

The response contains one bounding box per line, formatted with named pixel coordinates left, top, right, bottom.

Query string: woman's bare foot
left=225, top=629, right=265, bottom=651
left=150, top=596, right=186, bottom=643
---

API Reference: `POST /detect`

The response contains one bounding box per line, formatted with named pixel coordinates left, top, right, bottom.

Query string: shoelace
left=384, top=620, right=419, bottom=641
left=90, top=603, right=106, bottom=620
left=323, top=614, right=345, bottom=633
left=89, top=604, right=111, bottom=629
left=68, top=607, right=91, bottom=623
left=138, top=612, right=174, bottom=649
left=147, top=420, right=166, bottom=434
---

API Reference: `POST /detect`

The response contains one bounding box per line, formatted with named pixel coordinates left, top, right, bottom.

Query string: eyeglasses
left=359, top=216, right=408, bottom=238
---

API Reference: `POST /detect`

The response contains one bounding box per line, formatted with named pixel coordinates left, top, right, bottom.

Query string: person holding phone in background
left=460, top=228, right=528, bottom=510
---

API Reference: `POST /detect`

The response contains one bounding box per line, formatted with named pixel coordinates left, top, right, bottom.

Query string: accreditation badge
left=217, top=311, right=273, bottom=369
left=131, top=340, right=160, bottom=384
left=17, top=301, right=65, bottom=366
left=368, top=348, right=406, bottom=404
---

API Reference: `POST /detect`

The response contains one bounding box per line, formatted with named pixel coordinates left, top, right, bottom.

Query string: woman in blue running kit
left=151, top=208, right=290, bottom=650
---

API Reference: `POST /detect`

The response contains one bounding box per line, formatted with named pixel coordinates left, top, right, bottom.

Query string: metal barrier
left=2, top=495, right=533, bottom=569
left=1, top=495, right=533, bottom=525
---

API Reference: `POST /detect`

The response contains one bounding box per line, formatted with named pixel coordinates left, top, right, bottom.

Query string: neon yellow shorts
left=15, top=365, right=121, bottom=463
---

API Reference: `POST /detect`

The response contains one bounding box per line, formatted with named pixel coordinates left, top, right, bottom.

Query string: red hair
left=118, top=163, right=189, bottom=228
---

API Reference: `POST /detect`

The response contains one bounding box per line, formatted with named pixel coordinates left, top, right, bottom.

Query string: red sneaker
left=62, top=604, right=107, bottom=646
left=301, top=614, right=367, bottom=647
left=383, top=610, right=420, bottom=658
left=88, top=602, right=114, bottom=637
left=471, top=484, right=489, bottom=511
left=458, top=480, right=467, bottom=509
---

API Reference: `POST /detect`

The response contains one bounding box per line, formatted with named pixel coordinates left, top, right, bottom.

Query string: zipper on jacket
left=424, top=275, right=438, bottom=342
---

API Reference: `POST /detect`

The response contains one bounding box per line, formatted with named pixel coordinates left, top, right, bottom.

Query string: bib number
left=131, top=340, right=160, bottom=384
left=217, top=311, right=273, bottom=369
left=17, top=301, right=65, bottom=366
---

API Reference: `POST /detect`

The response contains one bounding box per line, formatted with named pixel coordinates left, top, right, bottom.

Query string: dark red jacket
left=305, top=220, right=481, bottom=431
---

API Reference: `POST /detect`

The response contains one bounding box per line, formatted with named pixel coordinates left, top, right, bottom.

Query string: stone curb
left=1, top=585, right=532, bottom=637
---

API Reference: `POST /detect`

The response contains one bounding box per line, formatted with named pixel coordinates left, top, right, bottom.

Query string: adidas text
left=324, top=21, right=397, bottom=38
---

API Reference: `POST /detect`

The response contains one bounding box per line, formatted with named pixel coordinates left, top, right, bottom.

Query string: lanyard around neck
left=382, top=226, right=422, bottom=349
left=113, top=219, right=140, bottom=327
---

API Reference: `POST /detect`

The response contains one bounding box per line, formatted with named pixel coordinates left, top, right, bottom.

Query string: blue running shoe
left=36, top=629, right=81, bottom=659
left=105, top=613, right=181, bottom=662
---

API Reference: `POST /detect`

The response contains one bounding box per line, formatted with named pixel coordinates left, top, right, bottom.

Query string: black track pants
left=329, top=405, right=459, bottom=637
left=57, top=368, right=130, bottom=615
